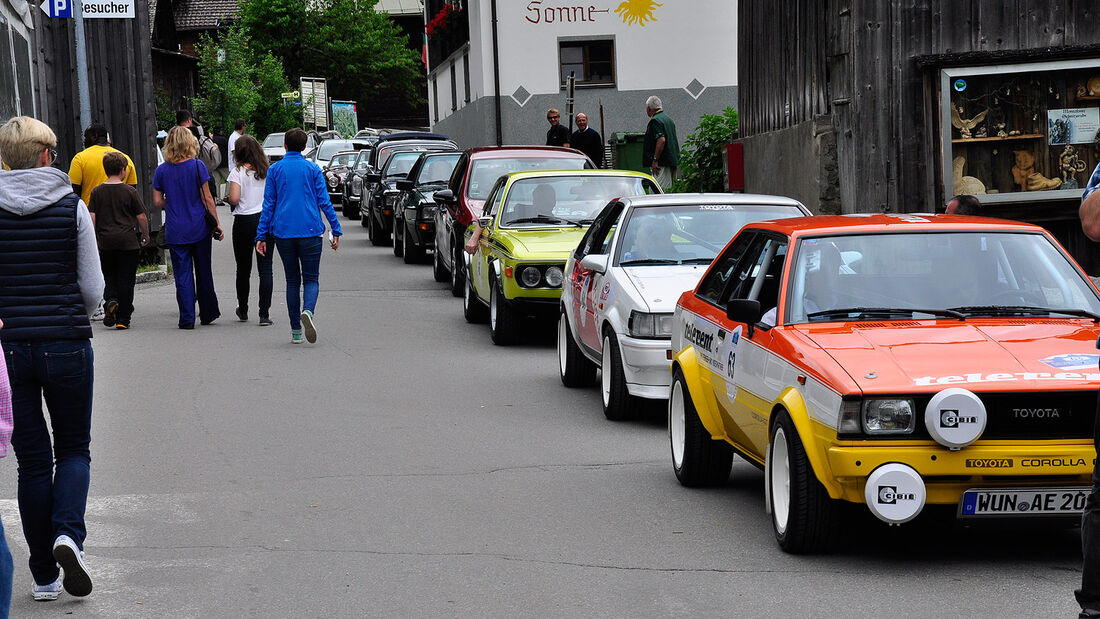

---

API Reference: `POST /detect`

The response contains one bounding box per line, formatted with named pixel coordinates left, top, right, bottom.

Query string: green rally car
left=462, top=169, right=661, bottom=345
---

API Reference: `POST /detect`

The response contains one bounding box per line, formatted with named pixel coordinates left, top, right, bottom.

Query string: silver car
left=558, top=193, right=810, bottom=420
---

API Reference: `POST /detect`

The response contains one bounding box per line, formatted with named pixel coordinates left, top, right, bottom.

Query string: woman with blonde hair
left=227, top=134, right=273, bottom=325
left=152, top=125, right=223, bottom=329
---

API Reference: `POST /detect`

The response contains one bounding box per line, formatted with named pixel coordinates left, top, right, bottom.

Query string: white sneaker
left=52, top=535, right=92, bottom=597
left=91, top=302, right=105, bottom=321
left=301, top=310, right=317, bottom=343
left=32, top=577, right=61, bottom=601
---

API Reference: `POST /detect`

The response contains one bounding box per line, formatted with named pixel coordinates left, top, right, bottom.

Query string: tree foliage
left=189, top=24, right=300, bottom=139
left=239, top=0, right=423, bottom=116
left=671, top=107, right=740, bottom=193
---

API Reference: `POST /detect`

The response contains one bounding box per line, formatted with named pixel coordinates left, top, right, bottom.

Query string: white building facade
left=426, top=0, right=737, bottom=151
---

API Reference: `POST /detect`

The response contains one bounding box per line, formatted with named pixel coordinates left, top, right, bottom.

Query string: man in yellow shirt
left=68, top=124, right=137, bottom=204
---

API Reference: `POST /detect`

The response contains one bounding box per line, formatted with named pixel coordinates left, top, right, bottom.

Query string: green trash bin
left=610, top=131, right=647, bottom=173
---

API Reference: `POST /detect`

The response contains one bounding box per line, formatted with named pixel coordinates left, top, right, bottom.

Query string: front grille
left=911, top=391, right=1096, bottom=440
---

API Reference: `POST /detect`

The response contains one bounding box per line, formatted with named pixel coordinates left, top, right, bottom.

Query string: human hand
left=256, top=240, right=267, bottom=256
left=331, top=235, right=340, bottom=250
left=139, top=236, right=149, bottom=247
left=214, top=226, right=224, bottom=241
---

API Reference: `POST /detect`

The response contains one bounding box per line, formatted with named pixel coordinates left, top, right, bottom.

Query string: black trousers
left=231, top=213, right=273, bottom=318
left=99, top=249, right=139, bottom=324
left=1079, top=392, right=1100, bottom=612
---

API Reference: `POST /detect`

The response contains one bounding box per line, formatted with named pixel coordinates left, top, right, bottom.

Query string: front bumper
left=504, top=296, right=559, bottom=318
left=328, top=191, right=342, bottom=203
left=617, top=334, right=673, bottom=400
left=824, top=440, right=1095, bottom=504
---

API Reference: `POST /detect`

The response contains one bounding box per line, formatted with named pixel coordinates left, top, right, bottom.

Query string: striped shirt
left=1083, top=162, right=1100, bottom=201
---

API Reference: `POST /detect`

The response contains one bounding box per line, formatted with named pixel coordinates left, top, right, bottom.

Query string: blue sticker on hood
left=1040, top=354, right=1100, bottom=371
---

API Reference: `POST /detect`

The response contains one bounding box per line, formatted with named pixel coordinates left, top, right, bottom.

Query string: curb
left=136, top=266, right=170, bottom=284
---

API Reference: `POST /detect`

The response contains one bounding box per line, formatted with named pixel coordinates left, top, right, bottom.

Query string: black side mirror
left=433, top=188, right=456, bottom=204
left=366, top=173, right=381, bottom=184
left=726, top=299, right=762, bottom=336
left=396, top=180, right=414, bottom=191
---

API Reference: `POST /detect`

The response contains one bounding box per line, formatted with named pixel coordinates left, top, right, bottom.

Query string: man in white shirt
left=227, top=119, right=246, bottom=171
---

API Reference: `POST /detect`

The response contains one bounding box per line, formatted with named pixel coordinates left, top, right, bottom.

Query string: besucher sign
left=40, top=0, right=135, bottom=18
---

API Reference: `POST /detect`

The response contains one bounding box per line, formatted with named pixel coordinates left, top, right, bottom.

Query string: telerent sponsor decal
left=683, top=321, right=715, bottom=353
left=914, top=372, right=1100, bottom=386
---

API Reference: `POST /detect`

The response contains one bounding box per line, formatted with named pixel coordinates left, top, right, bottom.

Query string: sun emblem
left=615, top=0, right=662, bottom=26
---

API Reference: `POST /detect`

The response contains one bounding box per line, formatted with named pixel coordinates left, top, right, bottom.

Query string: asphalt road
left=0, top=205, right=1085, bottom=617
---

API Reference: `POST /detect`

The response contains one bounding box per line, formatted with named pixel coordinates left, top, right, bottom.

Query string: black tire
left=433, top=246, right=448, bottom=282
left=342, top=198, right=356, bottom=219
left=449, top=240, right=464, bottom=297
left=359, top=206, right=369, bottom=228
left=488, top=276, right=520, bottom=346
left=463, top=270, right=488, bottom=324
left=601, top=331, right=640, bottom=421
left=558, top=312, right=597, bottom=387
left=369, top=214, right=385, bottom=246
left=393, top=220, right=404, bottom=257
left=768, top=410, right=840, bottom=554
left=404, top=225, right=424, bottom=264
left=668, top=368, right=733, bottom=486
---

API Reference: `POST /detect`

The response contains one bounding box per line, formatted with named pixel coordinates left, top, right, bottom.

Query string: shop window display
left=940, top=59, right=1100, bottom=205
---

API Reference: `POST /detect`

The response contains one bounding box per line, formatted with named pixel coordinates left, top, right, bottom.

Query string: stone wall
left=738, top=115, right=840, bottom=214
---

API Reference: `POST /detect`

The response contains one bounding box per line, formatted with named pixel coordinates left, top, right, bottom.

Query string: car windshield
left=316, top=140, right=352, bottom=160
left=378, top=144, right=453, bottom=170
left=787, top=231, right=1100, bottom=323
left=500, top=176, right=655, bottom=227
left=414, top=154, right=461, bottom=185
left=617, top=204, right=806, bottom=265
left=331, top=153, right=354, bottom=167
left=467, top=157, right=588, bottom=200
left=262, top=134, right=284, bottom=148
left=355, top=151, right=372, bottom=170
left=384, top=153, right=422, bottom=178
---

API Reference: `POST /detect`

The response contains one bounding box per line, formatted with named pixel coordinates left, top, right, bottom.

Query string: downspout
left=490, top=0, right=502, bottom=146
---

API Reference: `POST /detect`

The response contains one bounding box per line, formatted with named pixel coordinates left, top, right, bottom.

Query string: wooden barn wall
left=737, top=0, right=828, bottom=137
left=31, top=9, right=160, bottom=227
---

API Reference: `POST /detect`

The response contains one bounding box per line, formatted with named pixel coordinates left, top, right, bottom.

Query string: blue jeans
left=2, top=340, right=93, bottom=586
left=168, top=237, right=220, bottom=326
left=274, top=237, right=322, bottom=330
left=0, top=516, right=12, bottom=618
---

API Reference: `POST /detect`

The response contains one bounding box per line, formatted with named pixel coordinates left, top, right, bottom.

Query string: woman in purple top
left=153, top=126, right=223, bottom=329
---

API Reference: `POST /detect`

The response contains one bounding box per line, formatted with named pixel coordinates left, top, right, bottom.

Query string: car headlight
left=544, top=266, right=563, bottom=287
left=326, top=175, right=338, bottom=189
left=520, top=266, right=541, bottom=287
left=419, top=204, right=437, bottom=219
left=862, top=399, right=916, bottom=434
left=628, top=311, right=674, bottom=339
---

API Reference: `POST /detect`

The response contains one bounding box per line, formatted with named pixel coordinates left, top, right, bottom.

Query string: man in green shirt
left=642, top=95, right=680, bottom=190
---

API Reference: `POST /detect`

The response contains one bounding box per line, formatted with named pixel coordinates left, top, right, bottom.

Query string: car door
left=471, top=179, right=506, bottom=303
left=566, top=201, right=624, bottom=353
left=579, top=203, right=624, bottom=351
left=718, top=233, right=790, bottom=456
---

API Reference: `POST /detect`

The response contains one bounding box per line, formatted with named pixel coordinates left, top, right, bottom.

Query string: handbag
left=195, top=159, right=221, bottom=240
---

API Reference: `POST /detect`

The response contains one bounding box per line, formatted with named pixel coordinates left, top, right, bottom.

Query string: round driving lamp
left=545, top=266, right=564, bottom=287
left=521, top=267, right=541, bottom=287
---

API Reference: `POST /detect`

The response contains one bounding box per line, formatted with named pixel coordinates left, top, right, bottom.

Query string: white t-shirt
left=227, top=166, right=265, bottom=216
left=227, top=130, right=242, bottom=170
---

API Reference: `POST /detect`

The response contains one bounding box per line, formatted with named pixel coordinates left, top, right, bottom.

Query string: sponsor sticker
left=914, top=371, right=1100, bottom=385
left=1040, top=354, right=1100, bottom=371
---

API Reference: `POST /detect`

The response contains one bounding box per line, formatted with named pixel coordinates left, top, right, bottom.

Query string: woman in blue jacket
left=255, top=128, right=342, bottom=344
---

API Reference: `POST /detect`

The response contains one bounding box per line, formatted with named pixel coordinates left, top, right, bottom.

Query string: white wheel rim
left=490, top=284, right=498, bottom=330
left=463, top=276, right=471, bottom=309
left=771, top=427, right=792, bottom=535
left=451, top=252, right=458, bottom=286
left=669, top=380, right=686, bottom=469
left=558, top=317, right=569, bottom=377
left=601, top=336, right=612, bottom=407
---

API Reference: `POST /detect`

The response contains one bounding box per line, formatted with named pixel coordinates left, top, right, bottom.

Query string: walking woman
left=153, top=126, right=223, bottom=329
left=226, top=135, right=273, bottom=325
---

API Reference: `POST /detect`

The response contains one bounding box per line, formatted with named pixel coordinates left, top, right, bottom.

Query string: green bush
left=671, top=107, right=739, bottom=193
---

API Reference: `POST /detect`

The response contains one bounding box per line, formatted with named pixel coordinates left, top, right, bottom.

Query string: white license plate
left=959, top=487, right=1090, bottom=516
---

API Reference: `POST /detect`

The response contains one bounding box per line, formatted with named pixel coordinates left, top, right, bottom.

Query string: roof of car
left=466, top=145, right=588, bottom=159
left=747, top=213, right=1045, bottom=237
left=502, top=169, right=654, bottom=181
left=617, top=192, right=809, bottom=212
left=377, top=132, right=451, bottom=142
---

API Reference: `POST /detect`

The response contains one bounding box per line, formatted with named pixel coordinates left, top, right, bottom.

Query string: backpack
left=197, top=134, right=222, bottom=170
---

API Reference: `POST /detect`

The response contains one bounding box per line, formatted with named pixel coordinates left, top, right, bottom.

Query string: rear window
left=467, top=156, right=588, bottom=200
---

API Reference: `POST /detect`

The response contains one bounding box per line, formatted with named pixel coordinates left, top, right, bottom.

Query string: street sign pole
left=73, top=0, right=92, bottom=134
left=567, top=72, right=576, bottom=134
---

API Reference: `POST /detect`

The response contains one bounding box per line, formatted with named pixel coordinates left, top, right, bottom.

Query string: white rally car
left=557, top=193, right=810, bottom=420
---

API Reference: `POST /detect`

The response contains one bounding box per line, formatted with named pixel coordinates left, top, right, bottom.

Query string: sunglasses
left=547, top=115, right=559, bottom=120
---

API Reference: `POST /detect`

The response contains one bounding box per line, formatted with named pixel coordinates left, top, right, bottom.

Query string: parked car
left=432, top=147, right=593, bottom=295
left=343, top=149, right=375, bottom=220
left=323, top=150, right=361, bottom=209
left=559, top=193, right=810, bottom=420
left=462, top=170, right=660, bottom=345
left=669, top=213, right=1100, bottom=553
left=262, top=131, right=317, bottom=162
left=363, top=138, right=459, bottom=246
left=310, top=139, right=373, bottom=169
left=393, top=151, right=463, bottom=264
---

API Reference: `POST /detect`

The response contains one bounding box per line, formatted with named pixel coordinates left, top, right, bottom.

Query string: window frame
left=558, top=38, right=616, bottom=88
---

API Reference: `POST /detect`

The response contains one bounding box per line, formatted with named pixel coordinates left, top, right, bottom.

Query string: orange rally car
left=669, top=213, right=1100, bottom=553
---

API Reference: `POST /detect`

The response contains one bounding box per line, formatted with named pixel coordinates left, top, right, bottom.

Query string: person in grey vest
left=0, top=116, right=102, bottom=602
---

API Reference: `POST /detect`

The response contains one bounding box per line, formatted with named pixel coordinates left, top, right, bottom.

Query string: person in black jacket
left=0, top=116, right=103, bottom=602
left=545, top=108, right=569, bottom=148
left=570, top=113, right=603, bottom=167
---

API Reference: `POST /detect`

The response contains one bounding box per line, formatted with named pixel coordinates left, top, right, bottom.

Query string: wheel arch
left=770, top=388, right=843, bottom=499
left=671, top=347, right=726, bottom=442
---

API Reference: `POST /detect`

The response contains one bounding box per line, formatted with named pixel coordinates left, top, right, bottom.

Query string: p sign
left=40, top=0, right=72, bottom=18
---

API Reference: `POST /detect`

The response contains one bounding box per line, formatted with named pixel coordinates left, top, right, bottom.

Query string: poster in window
left=1047, top=108, right=1100, bottom=145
